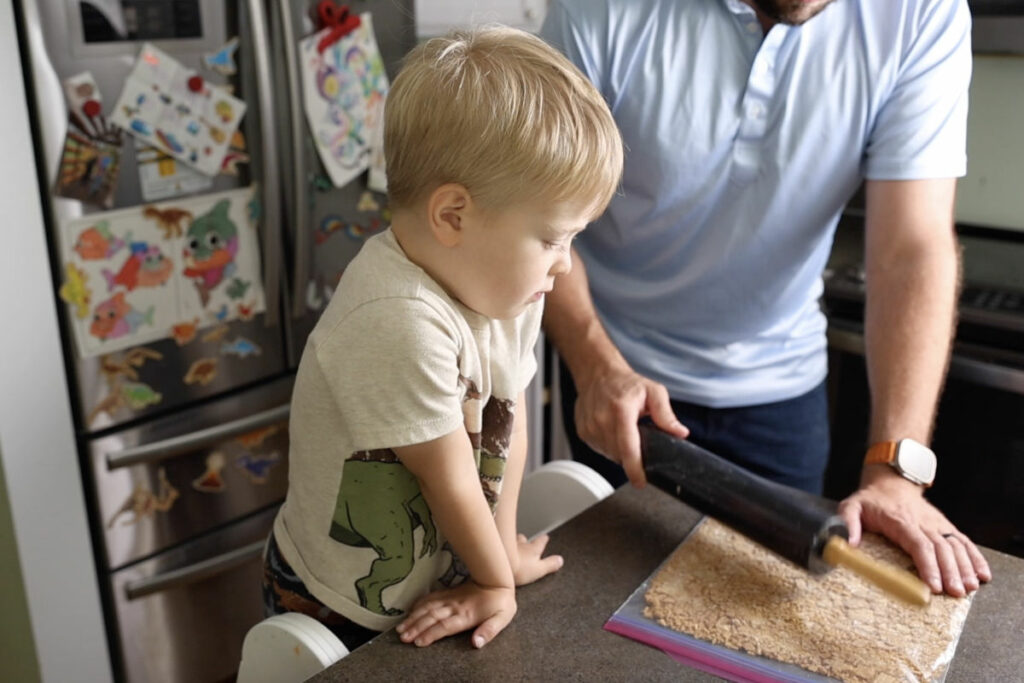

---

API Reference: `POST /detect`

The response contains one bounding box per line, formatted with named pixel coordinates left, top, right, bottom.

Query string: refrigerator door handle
left=123, top=540, right=265, bottom=600
left=105, top=404, right=290, bottom=470
left=245, top=0, right=283, bottom=326
left=277, top=0, right=312, bottom=320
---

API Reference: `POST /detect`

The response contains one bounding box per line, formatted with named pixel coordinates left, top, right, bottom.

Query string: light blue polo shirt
left=541, top=0, right=971, bottom=407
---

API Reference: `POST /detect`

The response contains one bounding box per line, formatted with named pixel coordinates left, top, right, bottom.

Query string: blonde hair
left=384, top=26, right=623, bottom=213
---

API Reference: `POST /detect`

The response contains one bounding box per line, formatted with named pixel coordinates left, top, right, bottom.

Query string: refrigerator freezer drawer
left=110, top=505, right=276, bottom=683
left=90, top=376, right=292, bottom=569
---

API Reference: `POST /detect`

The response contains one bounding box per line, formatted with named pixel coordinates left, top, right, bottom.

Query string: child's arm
left=393, top=428, right=516, bottom=648
left=495, top=390, right=564, bottom=585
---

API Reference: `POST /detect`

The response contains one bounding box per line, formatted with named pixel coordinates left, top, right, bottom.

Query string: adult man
left=540, top=0, right=991, bottom=597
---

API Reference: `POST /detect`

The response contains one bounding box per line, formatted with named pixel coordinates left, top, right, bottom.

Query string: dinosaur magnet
left=170, top=318, right=199, bottom=346
left=143, top=205, right=193, bottom=239
left=204, top=37, right=240, bottom=76
left=192, top=452, right=227, bottom=493
left=107, top=468, right=179, bottom=527
left=220, top=336, right=262, bottom=358
left=201, top=324, right=230, bottom=343
left=235, top=450, right=281, bottom=484
left=183, top=357, right=219, bottom=385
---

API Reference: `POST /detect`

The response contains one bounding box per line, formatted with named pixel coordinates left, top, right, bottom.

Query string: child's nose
left=551, top=250, right=572, bottom=276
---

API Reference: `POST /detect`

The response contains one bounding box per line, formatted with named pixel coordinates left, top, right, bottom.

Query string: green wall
left=0, top=447, right=41, bottom=683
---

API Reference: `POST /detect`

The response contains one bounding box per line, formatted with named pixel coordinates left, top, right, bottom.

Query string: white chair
left=517, top=460, right=614, bottom=539
left=236, top=612, right=349, bottom=683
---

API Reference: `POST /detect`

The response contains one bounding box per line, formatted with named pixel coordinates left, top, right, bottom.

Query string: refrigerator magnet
left=235, top=450, right=281, bottom=485
left=170, top=318, right=200, bottom=346
left=59, top=263, right=92, bottom=319
left=201, top=324, right=230, bottom=343
left=107, top=468, right=180, bottom=527
left=220, top=337, right=262, bottom=358
left=192, top=452, right=227, bottom=493
left=235, top=425, right=281, bottom=449
left=203, top=37, right=240, bottom=76
left=183, top=357, right=219, bottom=386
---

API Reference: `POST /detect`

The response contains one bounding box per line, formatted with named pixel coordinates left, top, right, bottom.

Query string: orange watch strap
left=864, top=441, right=898, bottom=465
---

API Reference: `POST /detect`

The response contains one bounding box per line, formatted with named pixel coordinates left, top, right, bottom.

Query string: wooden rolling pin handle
left=823, top=536, right=932, bottom=606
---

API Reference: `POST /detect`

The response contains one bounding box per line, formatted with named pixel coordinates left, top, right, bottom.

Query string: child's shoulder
left=310, top=232, right=469, bottom=348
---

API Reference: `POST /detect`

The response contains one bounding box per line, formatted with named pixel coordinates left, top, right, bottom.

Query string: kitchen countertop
left=310, top=484, right=1024, bottom=682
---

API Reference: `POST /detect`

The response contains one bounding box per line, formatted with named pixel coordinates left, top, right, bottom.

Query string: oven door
left=110, top=505, right=275, bottom=683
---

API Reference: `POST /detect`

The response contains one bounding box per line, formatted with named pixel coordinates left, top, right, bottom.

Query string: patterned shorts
left=261, top=531, right=378, bottom=651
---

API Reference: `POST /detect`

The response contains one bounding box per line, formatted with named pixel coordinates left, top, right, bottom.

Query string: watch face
left=895, top=439, right=937, bottom=485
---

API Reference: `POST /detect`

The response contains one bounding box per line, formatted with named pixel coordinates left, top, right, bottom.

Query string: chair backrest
left=236, top=612, right=349, bottom=683
left=517, top=460, right=614, bottom=539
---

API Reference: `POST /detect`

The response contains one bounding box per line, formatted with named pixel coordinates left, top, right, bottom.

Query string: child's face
left=452, top=197, right=595, bottom=319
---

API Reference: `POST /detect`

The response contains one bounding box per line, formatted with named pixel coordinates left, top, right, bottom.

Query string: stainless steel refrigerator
left=16, top=1, right=416, bottom=681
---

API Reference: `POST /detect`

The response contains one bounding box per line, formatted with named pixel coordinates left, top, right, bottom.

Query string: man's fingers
left=616, top=420, right=646, bottom=487
left=964, top=537, right=992, bottom=583
left=927, top=530, right=965, bottom=596
left=648, top=385, right=689, bottom=439
left=944, top=534, right=979, bottom=593
left=836, top=497, right=863, bottom=546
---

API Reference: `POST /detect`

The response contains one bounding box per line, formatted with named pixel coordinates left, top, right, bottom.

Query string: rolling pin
left=640, top=423, right=931, bottom=606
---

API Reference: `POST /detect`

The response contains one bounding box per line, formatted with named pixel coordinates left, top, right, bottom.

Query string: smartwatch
left=864, top=438, right=936, bottom=487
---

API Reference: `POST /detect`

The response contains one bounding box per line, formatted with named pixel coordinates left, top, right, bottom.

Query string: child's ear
left=427, top=183, right=471, bottom=247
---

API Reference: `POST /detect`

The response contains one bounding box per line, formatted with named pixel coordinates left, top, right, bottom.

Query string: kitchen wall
left=0, top=451, right=41, bottom=683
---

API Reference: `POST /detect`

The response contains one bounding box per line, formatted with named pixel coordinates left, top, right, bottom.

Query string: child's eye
left=543, top=237, right=571, bottom=251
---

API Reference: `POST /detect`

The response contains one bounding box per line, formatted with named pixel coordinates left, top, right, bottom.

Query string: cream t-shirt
left=273, top=228, right=541, bottom=631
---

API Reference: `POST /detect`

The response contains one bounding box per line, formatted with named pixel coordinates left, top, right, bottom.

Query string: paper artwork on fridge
left=300, top=13, right=389, bottom=188
left=59, top=185, right=266, bottom=358
left=110, top=43, right=246, bottom=176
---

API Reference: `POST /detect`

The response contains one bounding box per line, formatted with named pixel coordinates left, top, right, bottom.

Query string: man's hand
left=510, top=533, right=563, bottom=586
left=574, top=363, right=689, bottom=486
left=837, top=465, right=992, bottom=597
left=396, top=582, right=516, bottom=649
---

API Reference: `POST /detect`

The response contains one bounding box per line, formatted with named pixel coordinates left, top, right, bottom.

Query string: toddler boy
left=264, top=25, right=623, bottom=651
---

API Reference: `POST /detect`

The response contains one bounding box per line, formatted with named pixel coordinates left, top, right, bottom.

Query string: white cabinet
left=415, top=0, right=547, bottom=37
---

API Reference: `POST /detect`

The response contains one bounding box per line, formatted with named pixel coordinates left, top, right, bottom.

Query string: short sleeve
left=864, top=0, right=972, bottom=180
left=316, top=297, right=465, bottom=449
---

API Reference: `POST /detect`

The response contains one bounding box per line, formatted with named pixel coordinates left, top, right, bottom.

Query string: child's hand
left=511, top=533, right=564, bottom=586
left=396, top=581, right=516, bottom=648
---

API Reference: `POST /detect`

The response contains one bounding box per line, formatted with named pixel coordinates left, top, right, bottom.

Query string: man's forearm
left=863, top=179, right=960, bottom=446
left=543, top=248, right=629, bottom=385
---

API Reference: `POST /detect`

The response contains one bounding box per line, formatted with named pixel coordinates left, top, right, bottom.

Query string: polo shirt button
left=746, top=22, right=760, bottom=33
left=749, top=102, right=765, bottom=118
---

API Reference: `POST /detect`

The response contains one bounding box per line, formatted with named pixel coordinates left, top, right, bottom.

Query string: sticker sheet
left=59, top=186, right=266, bottom=357
left=300, top=13, right=389, bottom=188
left=110, top=43, right=246, bottom=176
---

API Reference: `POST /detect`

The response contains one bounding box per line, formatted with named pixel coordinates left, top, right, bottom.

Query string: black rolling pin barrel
left=639, top=422, right=848, bottom=574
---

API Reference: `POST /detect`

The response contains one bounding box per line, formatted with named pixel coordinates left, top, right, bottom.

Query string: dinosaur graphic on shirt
left=328, top=393, right=517, bottom=616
